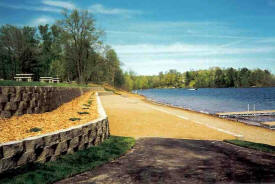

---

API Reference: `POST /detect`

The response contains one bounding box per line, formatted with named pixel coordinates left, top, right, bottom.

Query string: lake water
left=136, top=88, right=275, bottom=122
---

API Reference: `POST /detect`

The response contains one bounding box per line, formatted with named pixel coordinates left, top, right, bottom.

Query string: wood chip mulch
left=0, top=92, right=98, bottom=144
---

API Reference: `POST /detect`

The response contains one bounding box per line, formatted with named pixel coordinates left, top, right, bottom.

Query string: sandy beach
left=100, top=93, right=275, bottom=146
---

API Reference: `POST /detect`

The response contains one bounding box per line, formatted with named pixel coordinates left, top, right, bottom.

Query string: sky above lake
left=1, top=0, right=275, bottom=75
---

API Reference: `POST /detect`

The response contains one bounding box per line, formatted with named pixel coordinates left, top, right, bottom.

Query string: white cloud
left=0, top=2, right=60, bottom=12
left=30, top=16, right=54, bottom=26
left=0, top=1, right=76, bottom=13
left=113, top=42, right=275, bottom=74
left=125, top=21, right=229, bottom=32
left=104, top=20, right=255, bottom=44
left=42, top=0, right=75, bottom=10
left=257, top=37, right=275, bottom=43
left=88, top=4, right=142, bottom=15
left=0, top=2, right=140, bottom=16
left=112, top=43, right=275, bottom=56
left=106, top=29, right=263, bottom=42
left=123, top=57, right=275, bottom=75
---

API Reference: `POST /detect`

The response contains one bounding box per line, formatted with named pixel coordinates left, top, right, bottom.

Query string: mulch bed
left=0, top=92, right=98, bottom=143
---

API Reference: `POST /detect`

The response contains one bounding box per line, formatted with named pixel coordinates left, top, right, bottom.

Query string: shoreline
left=132, top=93, right=274, bottom=130
left=101, top=91, right=275, bottom=146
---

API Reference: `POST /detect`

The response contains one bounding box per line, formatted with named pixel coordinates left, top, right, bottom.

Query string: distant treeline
left=0, top=9, right=124, bottom=87
left=123, top=67, right=275, bottom=91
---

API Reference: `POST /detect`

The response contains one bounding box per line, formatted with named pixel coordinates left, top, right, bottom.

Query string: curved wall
left=0, top=86, right=92, bottom=118
left=0, top=93, right=109, bottom=173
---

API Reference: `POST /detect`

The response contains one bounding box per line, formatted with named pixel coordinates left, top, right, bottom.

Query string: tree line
left=0, top=9, right=274, bottom=91
left=122, top=67, right=275, bottom=91
left=0, top=9, right=124, bottom=86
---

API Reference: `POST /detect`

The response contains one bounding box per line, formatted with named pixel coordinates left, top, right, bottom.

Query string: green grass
left=224, top=139, right=275, bottom=154
left=0, top=80, right=89, bottom=88
left=0, top=136, right=135, bottom=184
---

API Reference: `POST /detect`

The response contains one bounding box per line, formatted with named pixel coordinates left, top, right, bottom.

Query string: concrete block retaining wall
left=0, top=86, right=91, bottom=118
left=0, top=93, right=109, bottom=173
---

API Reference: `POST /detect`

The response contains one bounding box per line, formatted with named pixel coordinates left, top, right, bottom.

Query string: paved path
left=56, top=94, right=275, bottom=183
left=101, top=94, right=275, bottom=145
left=57, top=138, right=275, bottom=184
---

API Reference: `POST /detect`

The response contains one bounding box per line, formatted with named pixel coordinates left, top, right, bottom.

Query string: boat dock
left=217, top=110, right=275, bottom=118
left=262, top=122, right=275, bottom=129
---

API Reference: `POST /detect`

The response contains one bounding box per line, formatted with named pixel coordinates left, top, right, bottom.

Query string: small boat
left=188, top=88, right=198, bottom=91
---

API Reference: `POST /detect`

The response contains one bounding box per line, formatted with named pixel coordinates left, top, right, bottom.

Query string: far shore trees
left=122, top=67, right=275, bottom=91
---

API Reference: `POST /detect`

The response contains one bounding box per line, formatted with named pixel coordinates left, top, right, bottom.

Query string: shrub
left=69, top=118, right=81, bottom=121
left=78, top=112, right=90, bottom=115
left=28, top=127, right=42, bottom=132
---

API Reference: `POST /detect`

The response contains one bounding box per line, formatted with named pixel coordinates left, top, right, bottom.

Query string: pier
left=217, top=110, right=275, bottom=129
left=217, top=110, right=275, bottom=118
left=262, top=122, right=275, bottom=129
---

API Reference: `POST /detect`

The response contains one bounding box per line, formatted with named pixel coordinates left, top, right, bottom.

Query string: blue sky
left=0, top=0, right=275, bottom=75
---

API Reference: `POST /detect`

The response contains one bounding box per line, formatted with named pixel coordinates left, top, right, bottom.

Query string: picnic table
left=40, top=77, right=53, bottom=83
left=39, top=77, right=60, bottom=83
left=14, top=74, right=33, bottom=82
left=52, top=78, right=60, bottom=83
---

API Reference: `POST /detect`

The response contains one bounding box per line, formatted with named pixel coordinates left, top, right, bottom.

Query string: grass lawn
left=0, top=80, right=95, bottom=88
left=224, top=139, right=275, bottom=154
left=0, top=136, right=135, bottom=184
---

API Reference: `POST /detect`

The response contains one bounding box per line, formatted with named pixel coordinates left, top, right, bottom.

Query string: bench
left=40, top=77, right=53, bottom=83
left=14, top=74, right=33, bottom=82
left=52, top=78, right=60, bottom=83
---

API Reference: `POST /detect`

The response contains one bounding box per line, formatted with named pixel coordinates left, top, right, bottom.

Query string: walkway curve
left=55, top=94, right=275, bottom=184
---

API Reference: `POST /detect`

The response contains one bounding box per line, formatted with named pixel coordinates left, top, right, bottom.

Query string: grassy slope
left=103, top=84, right=134, bottom=95
left=0, top=80, right=96, bottom=88
left=224, top=140, right=275, bottom=154
left=103, top=84, right=124, bottom=95
left=0, top=136, right=135, bottom=184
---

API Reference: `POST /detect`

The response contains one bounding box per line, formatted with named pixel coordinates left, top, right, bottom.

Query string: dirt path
left=56, top=138, right=275, bottom=184
left=101, top=94, right=275, bottom=145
